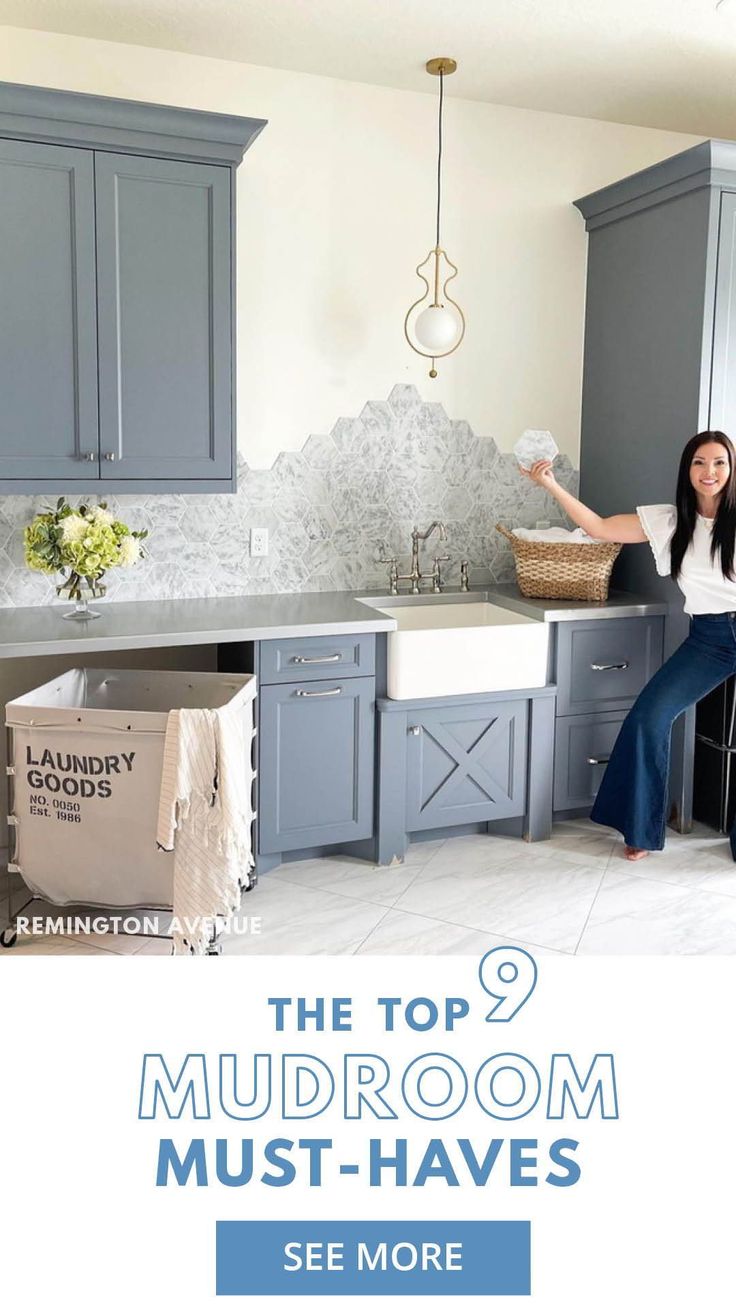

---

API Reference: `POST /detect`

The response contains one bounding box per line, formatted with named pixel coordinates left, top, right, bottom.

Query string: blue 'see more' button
left=216, top=1220, right=530, bottom=1296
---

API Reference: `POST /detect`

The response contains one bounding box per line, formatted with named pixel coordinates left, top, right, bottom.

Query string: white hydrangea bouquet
left=24, top=497, right=148, bottom=621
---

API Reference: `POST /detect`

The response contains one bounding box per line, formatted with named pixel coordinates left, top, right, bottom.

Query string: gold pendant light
left=404, top=57, right=465, bottom=378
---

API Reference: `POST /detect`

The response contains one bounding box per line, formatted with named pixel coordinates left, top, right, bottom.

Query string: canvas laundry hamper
left=5, top=668, right=256, bottom=908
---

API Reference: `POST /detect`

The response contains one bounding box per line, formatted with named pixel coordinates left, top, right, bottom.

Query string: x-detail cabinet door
left=405, top=700, right=528, bottom=831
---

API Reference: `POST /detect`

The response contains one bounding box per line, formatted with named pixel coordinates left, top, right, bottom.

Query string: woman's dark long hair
left=670, top=431, right=736, bottom=581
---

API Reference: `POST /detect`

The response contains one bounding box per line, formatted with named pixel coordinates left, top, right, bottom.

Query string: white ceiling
left=2, top=0, right=736, bottom=136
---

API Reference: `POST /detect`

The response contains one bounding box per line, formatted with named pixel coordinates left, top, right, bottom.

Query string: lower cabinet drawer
left=406, top=699, right=528, bottom=832
left=259, top=633, right=375, bottom=684
left=554, top=711, right=627, bottom=811
left=556, top=616, right=664, bottom=715
left=258, top=675, right=375, bottom=854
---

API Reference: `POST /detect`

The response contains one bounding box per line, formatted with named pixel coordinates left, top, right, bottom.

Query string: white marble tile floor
left=3, top=820, right=736, bottom=957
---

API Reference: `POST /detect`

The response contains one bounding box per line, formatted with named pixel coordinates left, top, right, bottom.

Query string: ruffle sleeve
left=636, top=503, right=676, bottom=577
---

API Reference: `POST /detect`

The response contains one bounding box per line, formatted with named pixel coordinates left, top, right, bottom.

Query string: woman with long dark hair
left=523, top=430, right=736, bottom=861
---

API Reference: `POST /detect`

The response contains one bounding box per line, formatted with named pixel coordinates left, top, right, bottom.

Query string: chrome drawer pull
left=292, top=653, right=342, bottom=665
left=590, top=661, right=629, bottom=672
left=295, top=686, right=343, bottom=698
left=586, top=756, right=610, bottom=765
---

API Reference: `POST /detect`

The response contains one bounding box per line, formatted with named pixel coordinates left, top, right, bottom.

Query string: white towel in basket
left=512, top=526, right=600, bottom=543
left=156, top=703, right=254, bottom=955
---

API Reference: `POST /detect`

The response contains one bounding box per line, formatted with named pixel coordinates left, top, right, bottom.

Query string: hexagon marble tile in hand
left=0, top=386, right=578, bottom=607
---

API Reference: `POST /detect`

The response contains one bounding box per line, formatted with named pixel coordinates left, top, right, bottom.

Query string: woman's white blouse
left=636, top=503, right=736, bottom=615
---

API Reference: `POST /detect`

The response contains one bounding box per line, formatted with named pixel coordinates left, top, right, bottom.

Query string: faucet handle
left=432, top=554, right=451, bottom=593
left=460, top=559, right=470, bottom=592
left=376, top=555, right=400, bottom=596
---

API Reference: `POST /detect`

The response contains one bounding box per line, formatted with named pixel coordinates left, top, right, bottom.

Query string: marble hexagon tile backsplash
left=0, top=385, right=578, bottom=607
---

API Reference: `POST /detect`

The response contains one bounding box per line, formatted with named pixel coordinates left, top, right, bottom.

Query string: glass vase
left=56, top=574, right=107, bottom=621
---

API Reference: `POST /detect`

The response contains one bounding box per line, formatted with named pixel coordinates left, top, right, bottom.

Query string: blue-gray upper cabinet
left=0, top=79, right=266, bottom=494
left=0, top=139, right=100, bottom=480
left=95, top=153, right=232, bottom=483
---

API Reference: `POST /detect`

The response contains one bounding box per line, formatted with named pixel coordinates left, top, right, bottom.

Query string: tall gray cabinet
left=574, top=140, right=736, bottom=595
left=0, top=81, right=266, bottom=494
left=574, top=139, right=736, bottom=828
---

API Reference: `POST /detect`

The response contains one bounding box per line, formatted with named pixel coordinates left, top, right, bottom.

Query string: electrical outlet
left=250, top=527, right=269, bottom=557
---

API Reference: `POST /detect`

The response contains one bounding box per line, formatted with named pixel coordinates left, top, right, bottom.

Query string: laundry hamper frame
left=1, top=670, right=257, bottom=953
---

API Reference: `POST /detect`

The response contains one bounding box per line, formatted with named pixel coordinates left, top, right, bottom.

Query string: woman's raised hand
left=520, top=458, right=557, bottom=489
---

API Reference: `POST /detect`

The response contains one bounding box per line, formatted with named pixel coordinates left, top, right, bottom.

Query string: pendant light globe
left=414, top=303, right=462, bottom=352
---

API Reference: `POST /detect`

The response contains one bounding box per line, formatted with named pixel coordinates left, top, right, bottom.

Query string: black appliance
left=694, top=678, right=736, bottom=833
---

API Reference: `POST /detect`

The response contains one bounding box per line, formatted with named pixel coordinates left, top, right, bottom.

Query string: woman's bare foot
left=624, top=845, right=650, bottom=862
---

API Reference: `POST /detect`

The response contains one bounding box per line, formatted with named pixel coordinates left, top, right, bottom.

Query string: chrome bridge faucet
left=378, top=521, right=452, bottom=595
left=410, top=521, right=447, bottom=588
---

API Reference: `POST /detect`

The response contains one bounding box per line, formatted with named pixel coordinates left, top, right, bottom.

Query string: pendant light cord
left=435, top=69, right=443, bottom=249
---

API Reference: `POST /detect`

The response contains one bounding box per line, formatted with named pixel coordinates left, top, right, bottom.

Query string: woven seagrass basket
left=495, top=524, right=621, bottom=602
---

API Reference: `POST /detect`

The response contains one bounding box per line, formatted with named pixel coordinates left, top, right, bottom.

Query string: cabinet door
left=258, top=676, right=376, bottom=854
left=0, top=139, right=99, bottom=481
left=711, top=191, right=736, bottom=433
left=406, top=700, right=528, bottom=832
left=95, top=152, right=232, bottom=483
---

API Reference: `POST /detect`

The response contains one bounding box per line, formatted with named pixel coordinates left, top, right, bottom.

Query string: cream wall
left=0, top=25, right=700, bottom=466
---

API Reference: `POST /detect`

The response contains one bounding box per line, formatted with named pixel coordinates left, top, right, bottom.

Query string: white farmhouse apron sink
left=359, top=596, right=550, bottom=700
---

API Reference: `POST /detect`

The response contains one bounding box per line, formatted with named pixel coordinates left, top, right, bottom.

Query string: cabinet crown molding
left=574, top=139, right=736, bottom=231
left=0, top=79, right=266, bottom=165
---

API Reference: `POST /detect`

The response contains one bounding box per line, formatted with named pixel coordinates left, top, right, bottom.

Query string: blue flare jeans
left=590, top=613, right=736, bottom=853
